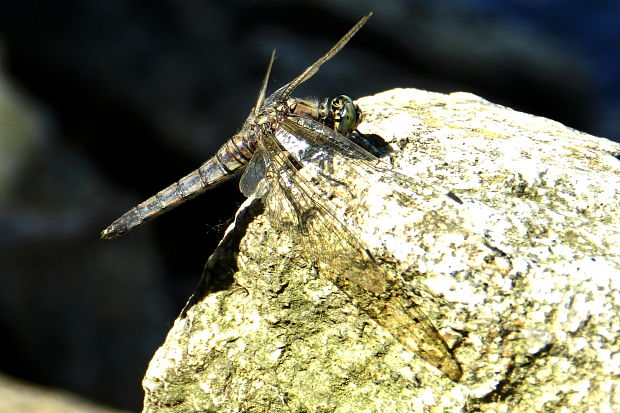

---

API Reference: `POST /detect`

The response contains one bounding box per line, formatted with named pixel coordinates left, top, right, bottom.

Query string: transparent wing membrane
left=258, top=120, right=463, bottom=381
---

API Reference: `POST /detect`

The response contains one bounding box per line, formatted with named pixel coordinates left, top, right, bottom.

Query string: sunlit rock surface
left=142, top=88, right=620, bottom=412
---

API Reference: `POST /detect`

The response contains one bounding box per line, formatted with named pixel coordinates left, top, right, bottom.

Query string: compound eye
left=330, top=95, right=361, bottom=134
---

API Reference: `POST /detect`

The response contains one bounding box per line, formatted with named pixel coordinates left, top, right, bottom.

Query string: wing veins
left=272, top=13, right=372, bottom=102
left=258, top=125, right=463, bottom=381
left=280, top=116, right=460, bottom=206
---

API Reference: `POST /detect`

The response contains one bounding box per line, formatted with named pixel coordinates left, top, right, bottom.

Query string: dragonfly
left=101, top=12, right=464, bottom=382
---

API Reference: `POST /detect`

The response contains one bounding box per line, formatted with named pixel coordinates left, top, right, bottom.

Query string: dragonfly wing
left=257, top=121, right=463, bottom=381
left=279, top=115, right=462, bottom=205
left=240, top=146, right=268, bottom=197
left=264, top=13, right=372, bottom=106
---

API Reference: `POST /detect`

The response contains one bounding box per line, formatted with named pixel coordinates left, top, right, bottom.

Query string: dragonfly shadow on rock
left=348, top=131, right=393, bottom=159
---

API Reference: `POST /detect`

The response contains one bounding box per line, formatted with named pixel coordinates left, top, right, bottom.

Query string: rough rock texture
left=142, top=88, right=620, bottom=412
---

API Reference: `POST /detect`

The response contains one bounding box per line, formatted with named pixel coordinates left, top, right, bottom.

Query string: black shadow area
left=180, top=198, right=265, bottom=317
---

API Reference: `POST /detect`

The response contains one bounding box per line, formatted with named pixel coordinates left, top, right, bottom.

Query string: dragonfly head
left=293, top=95, right=363, bottom=135
left=329, top=95, right=363, bottom=135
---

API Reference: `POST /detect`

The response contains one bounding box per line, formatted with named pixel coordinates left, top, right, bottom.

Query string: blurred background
left=0, top=0, right=618, bottom=411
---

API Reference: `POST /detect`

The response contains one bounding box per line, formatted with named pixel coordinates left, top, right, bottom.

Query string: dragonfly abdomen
left=101, top=134, right=256, bottom=239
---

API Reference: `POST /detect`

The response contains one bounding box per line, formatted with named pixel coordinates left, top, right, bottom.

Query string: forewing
left=278, top=115, right=461, bottom=206
left=257, top=120, right=463, bottom=381
left=265, top=13, right=372, bottom=106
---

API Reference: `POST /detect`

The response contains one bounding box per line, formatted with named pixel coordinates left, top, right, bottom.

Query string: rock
left=142, top=88, right=620, bottom=412
left=0, top=43, right=42, bottom=202
left=0, top=372, right=131, bottom=413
